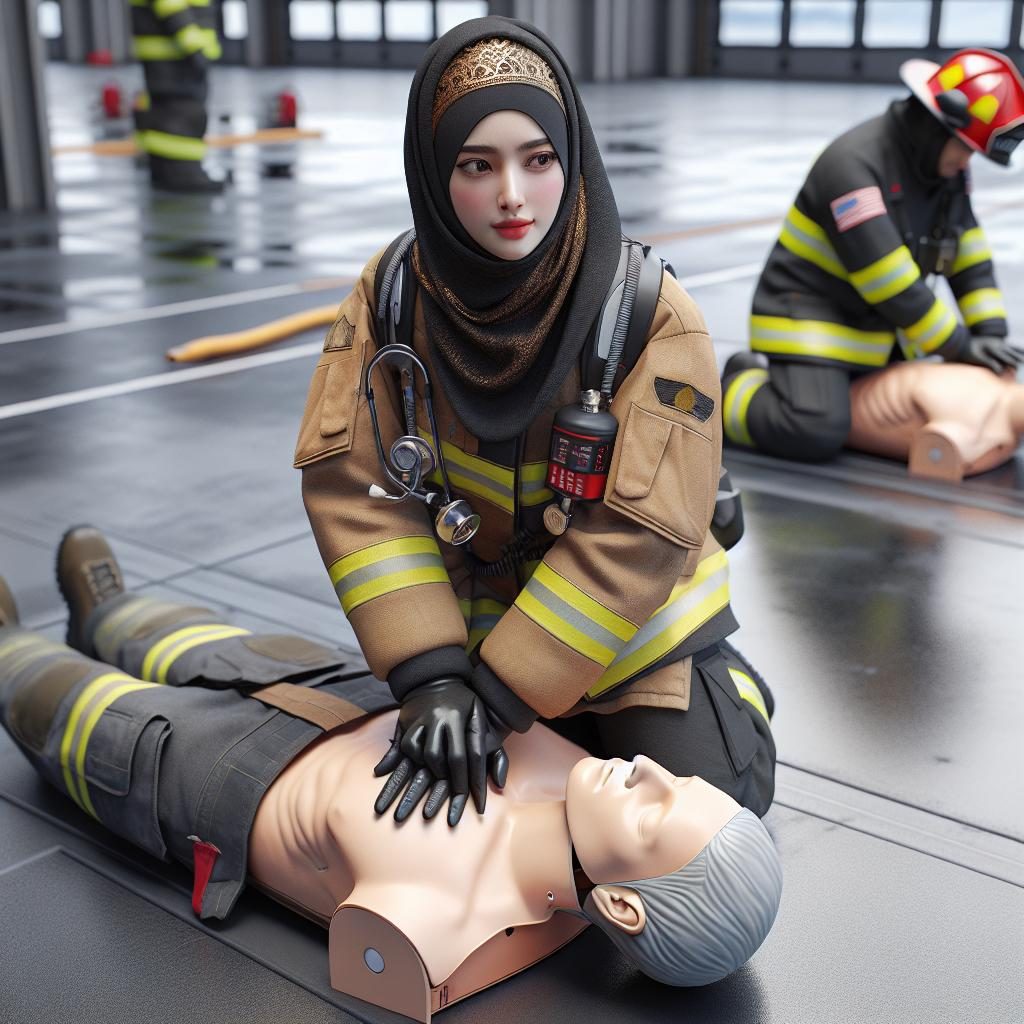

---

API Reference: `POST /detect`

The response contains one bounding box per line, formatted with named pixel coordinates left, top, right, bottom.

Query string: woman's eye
left=458, top=158, right=491, bottom=175
left=528, top=151, right=557, bottom=169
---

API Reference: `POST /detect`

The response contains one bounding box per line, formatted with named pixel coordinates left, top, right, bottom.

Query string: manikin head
left=567, top=755, right=783, bottom=986
left=448, top=108, right=566, bottom=261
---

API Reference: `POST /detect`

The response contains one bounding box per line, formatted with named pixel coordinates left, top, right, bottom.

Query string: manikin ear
left=587, top=885, right=647, bottom=935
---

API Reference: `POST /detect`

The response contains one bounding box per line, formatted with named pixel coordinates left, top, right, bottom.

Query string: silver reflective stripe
left=522, top=574, right=627, bottom=656
left=333, top=550, right=445, bottom=603
left=752, top=323, right=889, bottom=357
left=95, top=598, right=179, bottom=661
left=783, top=213, right=844, bottom=274
left=446, top=458, right=515, bottom=500
left=911, top=308, right=955, bottom=349
left=724, top=369, right=767, bottom=445
left=857, top=258, right=914, bottom=297
left=606, top=561, right=729, bottom=669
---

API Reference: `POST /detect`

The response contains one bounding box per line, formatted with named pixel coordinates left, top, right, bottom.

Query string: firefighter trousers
left=549, top=638, right=776, bottom=818
left=0, top=593, right=388, bottom=919
left=730, top=358, right=854, bottom=462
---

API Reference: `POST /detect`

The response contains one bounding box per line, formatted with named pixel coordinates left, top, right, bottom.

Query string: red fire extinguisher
left=543, top=389, right=617, bottom=535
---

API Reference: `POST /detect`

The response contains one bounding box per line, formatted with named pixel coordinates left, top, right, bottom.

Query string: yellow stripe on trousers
left=59, top=674, right=158, bottom=818
left=140, top=623, right=250, bottom=683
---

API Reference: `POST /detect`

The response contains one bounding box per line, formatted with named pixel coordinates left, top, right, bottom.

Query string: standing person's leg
left=587, top=643, right=776, bottom=818
left=723, top=357, right=854, bottom=462
left=139, top=60, right=220, bottom=193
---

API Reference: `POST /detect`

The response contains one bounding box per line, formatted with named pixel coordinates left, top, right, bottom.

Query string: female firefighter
left=296, top=16, right=775, bottom=828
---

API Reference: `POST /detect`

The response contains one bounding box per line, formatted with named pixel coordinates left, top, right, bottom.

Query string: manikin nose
left=626, top=754, right=675, bottom=792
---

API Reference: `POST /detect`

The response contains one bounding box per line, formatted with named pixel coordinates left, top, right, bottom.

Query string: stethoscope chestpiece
left=434, top=500, right=480, bottom=546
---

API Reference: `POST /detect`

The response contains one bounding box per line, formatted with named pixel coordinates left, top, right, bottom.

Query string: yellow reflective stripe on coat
left=723, top=367, right=768, bottom=446
left=329, top=536, right=450, bottom=615
left=132, top=35, right=187, bottom=60
left=958, top=288, right=1007, bottom=327
left=751, top=314, right=895, bottom=367
left=420, top=430, right=515, bottom=513
left=515, top=563, right=638, bottom=668
left=59, top=673, right=158, bottom=818
left=729, top=668, right=769, bottom=724
left=520, top=460, right=554, bottom=507
left=587, top=549, right=730, bottom=698
left=848, top=245, right=920, bottom=305
left=950, top=227, right=992, bottom=276
left=778, top=205, right=847, bottom=279
left=461, top=597, right=509, bottom=652
left=137, top=129, right=206, bottom=161
left=899, top=297, right=959, bottom=358
left=140, top=624, right=251, bottom=683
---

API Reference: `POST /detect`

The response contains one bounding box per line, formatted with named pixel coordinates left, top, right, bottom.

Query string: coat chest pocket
left=293, top=351, right=361, bottom=468
left=604, top=403, right=712, bottom=548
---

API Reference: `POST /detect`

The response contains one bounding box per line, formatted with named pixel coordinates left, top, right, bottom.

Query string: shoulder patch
left=324, top=314, right=355, bottom=352
left=654, top=378, right=714, bottom=421
left=829, top=185, right=886, bottom=233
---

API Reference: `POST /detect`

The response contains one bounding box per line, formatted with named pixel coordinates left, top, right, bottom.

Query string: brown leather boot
left=56, top=526, right=125, bottom=655
left=0, top=576, right=19, bottom=628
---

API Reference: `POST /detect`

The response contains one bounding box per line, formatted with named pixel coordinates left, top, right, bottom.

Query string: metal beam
left=0, top=0, right=56, bottom=211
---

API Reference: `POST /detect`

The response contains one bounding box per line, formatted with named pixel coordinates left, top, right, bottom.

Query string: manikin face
left=566, top=755, right=741, bottom=885
left=448, top=108, right=565, bottom=261
left=938, top=135, right=974, bottom=178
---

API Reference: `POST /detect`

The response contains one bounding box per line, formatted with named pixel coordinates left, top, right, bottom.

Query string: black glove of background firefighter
left=722, top=49, right=1024, bottom=462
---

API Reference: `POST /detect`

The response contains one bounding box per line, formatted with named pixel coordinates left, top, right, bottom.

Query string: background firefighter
left=722, top=48, right=1024, bottom=462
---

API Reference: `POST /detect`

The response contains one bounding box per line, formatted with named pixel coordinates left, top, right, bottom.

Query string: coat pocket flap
left=612, top=405, right=673, bottom=500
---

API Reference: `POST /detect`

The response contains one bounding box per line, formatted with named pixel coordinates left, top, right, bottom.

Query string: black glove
left=373, top=678, right=508, bottom=826
left=958, top=335, right=1023, bottom=375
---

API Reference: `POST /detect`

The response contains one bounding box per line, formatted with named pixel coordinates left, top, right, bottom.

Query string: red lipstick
left=492, top=218, right=534, bottom=240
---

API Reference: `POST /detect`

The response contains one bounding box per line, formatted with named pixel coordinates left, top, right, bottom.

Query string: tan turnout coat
left=296, top=247, right=734, bottom=719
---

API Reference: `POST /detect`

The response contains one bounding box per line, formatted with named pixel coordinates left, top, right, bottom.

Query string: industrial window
left=383, top=1, right=434, bottom=41
left=862, top=0, right=931, bottom=47
left=938, top=0, right=1012, bottom=48
left=37, top=0, right=62, bottom=39
left=718, top=0, right=783, bottom=46
left=436, top=1, right=488, bottom=37
left=338, top=0, right=383, bottom=40
left=222, top=0, right=248, bottom=40
left=290, top=1, right=336, bottom=41
left=789, top=0, right=856, bottom=47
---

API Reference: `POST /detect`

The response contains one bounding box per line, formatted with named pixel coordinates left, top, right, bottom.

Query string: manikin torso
left=248, top=710, right=584, bottom=986
left=847, top=362, right=1024, bottom=479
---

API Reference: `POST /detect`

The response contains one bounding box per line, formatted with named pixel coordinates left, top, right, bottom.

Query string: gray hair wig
left=584, top=809, right=782, bottom=986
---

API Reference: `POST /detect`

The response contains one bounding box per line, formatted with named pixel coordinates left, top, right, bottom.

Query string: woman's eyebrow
left=458, top=137, right=551, bottom=155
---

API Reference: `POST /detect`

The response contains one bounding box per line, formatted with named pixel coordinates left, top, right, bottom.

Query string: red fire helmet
left=900, top=49, right=1024, bottom=165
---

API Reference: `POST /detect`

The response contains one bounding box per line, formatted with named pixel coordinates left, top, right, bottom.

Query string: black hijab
left=404, top=16, right=622, bottom=442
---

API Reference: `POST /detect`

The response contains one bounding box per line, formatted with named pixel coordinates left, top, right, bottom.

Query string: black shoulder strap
left=581, top=238, right=667, bottom=394
left=373, top=228, right=417, bottom=348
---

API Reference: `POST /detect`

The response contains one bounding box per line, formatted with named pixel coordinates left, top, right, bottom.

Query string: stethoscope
left=363, top=343, right=480, bottom=546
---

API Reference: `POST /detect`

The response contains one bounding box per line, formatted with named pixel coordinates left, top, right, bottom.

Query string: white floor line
left=0, top=261, right=761, bottom=423
left=679, top=262, right=763, bottom=289
left=0, top=341, right=322, bottom=422
left=0, top=268, right=363, bottom=348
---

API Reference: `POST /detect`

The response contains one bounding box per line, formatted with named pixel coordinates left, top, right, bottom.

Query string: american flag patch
left=830, top=186, right=886, bottom=233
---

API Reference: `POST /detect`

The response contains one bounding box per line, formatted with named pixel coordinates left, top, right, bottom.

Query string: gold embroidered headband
left=432, top=38, right=565, bottom=133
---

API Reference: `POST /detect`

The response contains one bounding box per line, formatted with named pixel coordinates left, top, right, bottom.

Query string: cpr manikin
left=847, top=362, right=1024, bottom=481
left=248, top=710, right=782, bottom=1020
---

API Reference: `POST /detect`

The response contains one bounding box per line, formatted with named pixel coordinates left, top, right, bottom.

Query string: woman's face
left=448, top=109, right=565, bottom=261
left=566, top=755, right=742, bottom=884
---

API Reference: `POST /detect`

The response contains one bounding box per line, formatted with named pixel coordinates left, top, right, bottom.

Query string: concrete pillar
left=0, top=0, right=56, bottom=211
